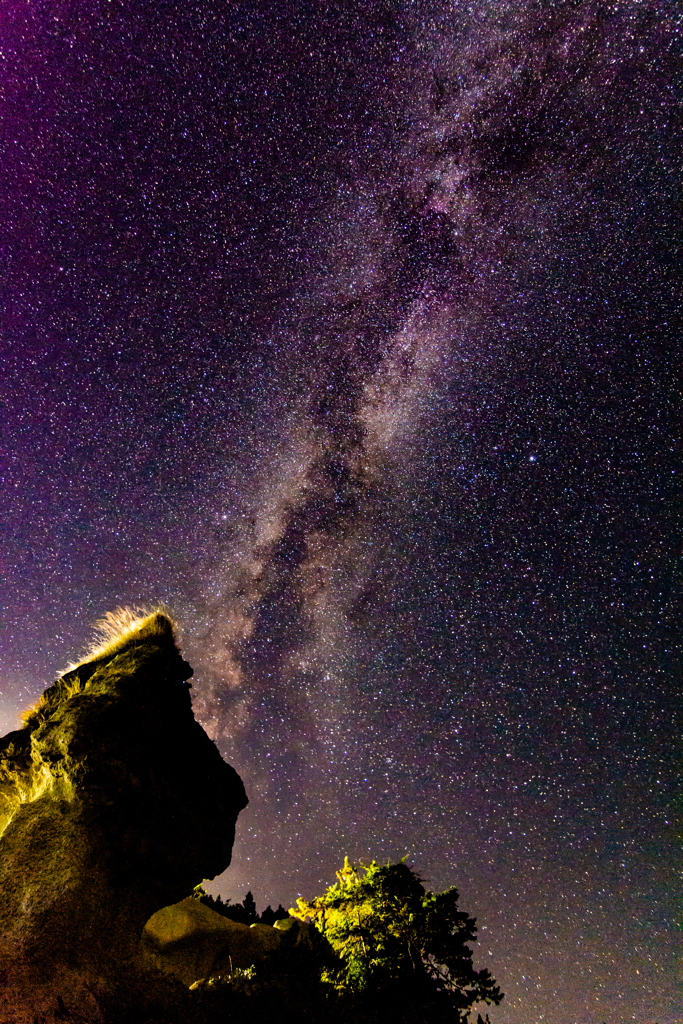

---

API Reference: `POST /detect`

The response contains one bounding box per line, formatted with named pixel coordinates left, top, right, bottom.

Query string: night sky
left=1, top=1, right=681, bottom=1021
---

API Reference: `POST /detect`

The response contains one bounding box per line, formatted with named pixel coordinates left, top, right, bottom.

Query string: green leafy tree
left=290, top=857, right=503, bottom=1024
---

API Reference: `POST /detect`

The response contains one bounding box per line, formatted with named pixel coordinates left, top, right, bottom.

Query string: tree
left=259, top=903, right=290, bottom=925
left=192, top=885, right=289, bottom=926
left=290, top=857, right=503, bottom=1024
left=242, top=890, right=258, bottom=924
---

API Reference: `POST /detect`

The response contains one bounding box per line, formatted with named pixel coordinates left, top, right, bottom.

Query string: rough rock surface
left=0, top=609, right=248, bottom=1023
left=142, top=898, right=319, bottom=987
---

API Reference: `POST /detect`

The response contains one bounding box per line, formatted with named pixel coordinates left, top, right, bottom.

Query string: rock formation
left=0, top=608, right=248, bottom=1023
left=142, top=897, right=320, bottom=988
left=141, top=897, right=339, bottom=1024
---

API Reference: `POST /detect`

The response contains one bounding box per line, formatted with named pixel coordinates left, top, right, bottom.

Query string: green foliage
left=290, top=857, right=503, bottom=1024
left=190, top=862, right=502, bottom=1024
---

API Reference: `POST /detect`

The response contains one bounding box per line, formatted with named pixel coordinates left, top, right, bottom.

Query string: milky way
left=1, top=2, right=681, bottom=1022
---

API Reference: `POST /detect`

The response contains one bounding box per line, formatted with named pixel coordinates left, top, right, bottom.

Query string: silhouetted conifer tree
left=242, top=891, right=257, bottom=924
left=191, top=884, right=286, bottom=926
left=260, top=904, right=290, bottom=925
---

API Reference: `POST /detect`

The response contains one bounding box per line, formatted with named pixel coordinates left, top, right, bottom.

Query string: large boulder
left=0, top=608, right=248, bottom=1022
left=142, top=898, right=319, bottom=987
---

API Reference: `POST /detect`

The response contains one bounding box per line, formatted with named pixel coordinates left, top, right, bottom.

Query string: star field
left=1, top=2, right=681, bottom=1022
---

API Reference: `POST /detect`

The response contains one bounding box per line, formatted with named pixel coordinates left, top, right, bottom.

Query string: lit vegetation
left=290, top=857, right=503, bottom=1023
left=191, top=859, right=502, bottom=1024
left=20, top=607, right=178, bottom=731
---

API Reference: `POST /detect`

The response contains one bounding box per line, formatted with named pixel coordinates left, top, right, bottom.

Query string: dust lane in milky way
left=1, top=2, right=681, bottom=1023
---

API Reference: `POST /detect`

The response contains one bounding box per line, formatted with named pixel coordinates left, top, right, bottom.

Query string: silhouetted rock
left=0, top=609, right=248, bottom=1023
